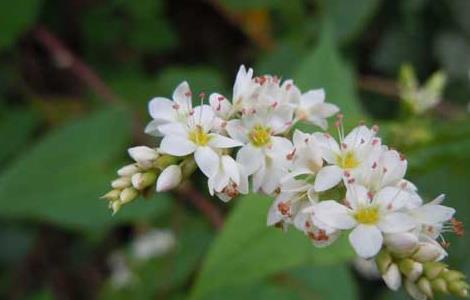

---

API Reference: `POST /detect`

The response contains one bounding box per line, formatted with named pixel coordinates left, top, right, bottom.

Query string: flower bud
left=441, top=270, right=466, bottom=282
left=399, top=259, right=423, bottom=282
left=448, top=281, right=469, bottom=298
left=120, top=187, right=138, bottom=204
left=111, top=177, right=131, bottom=189
left=431, top=278, right=448, bottom=294
left=385, top=232, right=419, bottom=257
left=412, top=243, right=445, bottom=262
left=131, top=172, right=157, bottom=190
left=423, top=262, right=446, bottom=280
left=383, top=263, right=402, bottom=291
left=111, top=200, right=121, bottom=215
left=417, top=277, right=433, bottom=298
left=117, top=164, right=140, bottom=176
left=405, top=280, right=427, bottom=300
left=155, top=154, right=179, bottom=169
left=376, top=249, right=393, bottom=274
left=101, top=189, right=121, bottom=201
left=128, top=146, right=158, bottom=164
left=156, top=165, right=182, bottom=192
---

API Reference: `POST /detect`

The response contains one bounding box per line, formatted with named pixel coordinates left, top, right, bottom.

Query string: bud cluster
left=102, top=65, right=467, bottom=298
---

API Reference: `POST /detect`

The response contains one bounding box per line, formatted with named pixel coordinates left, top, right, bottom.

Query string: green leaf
left=322, top=0, right=382, bottom=44
left=294, top=23, right=363, bottom=120
left=0, top=109, right=38, bottom=165
left=0, top=108, right=171, bottom=231
left=189, top=194, right=354, bottom=300
left=219, top=0, right=281, bottom=10
left=0, top=0, right=42, bottom=50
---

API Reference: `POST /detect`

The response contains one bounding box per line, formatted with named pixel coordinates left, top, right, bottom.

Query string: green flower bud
left=431, top=278, right=448, bottom=294
left=423, top=262, right=446, bottom=280
left=111, top=200, right=121, bottom=215
left=120, top=187, right=138, bottom=204
left=376, top=249, right=393, bottom=274
left=131, top=171, right=157, bottom=190
left=399, top=258, right=423, bottom=282
left=101, top=189, right=121, bottom=201
left=448, top=281, right=469, bottom=298
left=442, top=270, right=466, bottom=283
left=155, top=155, right=179, bottom=169
left=111, top=177, right=131, bottom=189
left=181, top=158, right=197, bottom=178
left=417, top=277, right=433, bottom=299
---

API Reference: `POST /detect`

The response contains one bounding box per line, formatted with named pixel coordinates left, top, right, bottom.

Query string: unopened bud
left=412, top=243, right=445, bottom=262
left=101, top=189, right=120, bottom=201
left=441, top=270, right=466, bottom=282
left=111, top=177, right=131, bottom=189
left=181, top=158, right=197, bottom=178
left=385, top=232, right=419, bottom=257
left=155, top=155, right=179, bottom=169
left=423, top=262, right=446, bottom=280
left=383, top=263, right=402, bottom=291
left=111, top=200, right=121, bottom=215
left=399, top=259, right=423, bottom=282
left=448, top=281, right=469, bottom=298
left=117, top=164, right=140, bottom=176
left=120, top=187, right=138, bottom=204
left=431, top=278, right=448, bottom=294
left=417, top=277, right=433, bottom=298
left=131, top=172, right=157, bottom=190
left=405, top=280, right=427, bottom=300
left=128, top=146, right=158, bottom=164
left=156, top=165, right=182, bottom=192
left=376, top=249, right=393, bottom=274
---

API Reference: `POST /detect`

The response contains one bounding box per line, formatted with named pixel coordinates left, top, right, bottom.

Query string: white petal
left=313, top=165, right=343, bottom=192
left=226, top=119, right=248, bottom=143
left=349, top=225, right=383, bottom=258
left=300, top=89, right=325, bottom=108
left=172, top=81, right=192, bottom=109
left=381, top=150, right=407, bottom=186
left=314, top=103, right=340, bottom=118
left=160, top=136, right=196, bottom=156
left=156, top=165, right=182, bottom=192
left=148, top=97, right=176, bottom=121
left=192, top=105, right=215, bottom=131
left=344, top=125, right=375, bottom=149
left=208, top=134, right=243, bottom=148
left=346, top=184, right=370, bottom=209
left=384, top=232, right=419, bottom=255
left=209, top=92, right=232, bottom=118
left=269, top=136, right=293, bottom=156
left=158, top=122, right=188, bottom=137
left=314, top=200, right=356, bottom=229
left=411, top=204, right=455, bottom=225
left=374, top=186, right=409, bottom=211
left=312, top=132, right=340, bottom=163
left=221, top=155, right=240, bottom=184
left=194, top=146, right=220, bottom=178
left=144, top=119, right=165, bottom=136
left=378, top=212, right=416, bottom=233
left=236, top=144, right=263, bottom=175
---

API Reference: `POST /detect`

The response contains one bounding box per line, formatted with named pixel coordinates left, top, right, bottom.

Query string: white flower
left=285, top=130, right=323, bottom=179
left=409, top=194, right=455, bottom=239
left=145, top=81, right=193, bottom=136
left=314, top=184, right=416, bottom=258
left=227, top=112, right=294, bottom=194
left=355, top=149, right=407, bottom=193
left=295, top=89, right=339, bottom=130
left=312, top=125, right=382, bottom=192
left=159, top=105, right=242, bottom=178
left=208, top=155, right=239, bottom=195
left=156, top=165, right=182, bottom=192
left=383, top=263, right=402, bottom=291
left=213, top=162, right=249, bottom=202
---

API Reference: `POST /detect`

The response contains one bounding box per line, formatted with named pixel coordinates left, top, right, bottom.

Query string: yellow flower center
left=336, top=151, right=359, bottom=169
left=188, top=126, right=210, bottom=146
left=354, top=207, right=380, bottom=225
left=249, top=125, right=272, bottom=147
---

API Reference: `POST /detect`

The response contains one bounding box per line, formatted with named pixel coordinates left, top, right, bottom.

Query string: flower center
left=249, top=125, right=272, bottom=147
left=354, top=207, right=379, bottom=225
left=188, top=126, right=210, bottom=146
left=337, top=151, right=359, bottom=169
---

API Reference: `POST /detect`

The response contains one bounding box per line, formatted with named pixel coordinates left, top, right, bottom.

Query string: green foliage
left=189, top=194, right=353, bottom=300
left=0, top=0, right=42, bottom=50
left=0, top=109, right=38, bottom=165
left=295, top=23, right=363, bottom=119
left=321, top=0, right=382, bottom=44
left=0, top=108, right=171, bottom=231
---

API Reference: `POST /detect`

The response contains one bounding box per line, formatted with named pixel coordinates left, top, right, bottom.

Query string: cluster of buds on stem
left=102, top=146, right=196, bottom=213
left=377, top=248, right=469, bottom=299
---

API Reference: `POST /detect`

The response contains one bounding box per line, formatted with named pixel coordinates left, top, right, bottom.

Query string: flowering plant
left=103, top=66, right=467, bottom=299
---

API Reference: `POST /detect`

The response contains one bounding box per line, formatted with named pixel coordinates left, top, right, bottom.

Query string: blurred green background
left=0, top=0, right=469, bottom=299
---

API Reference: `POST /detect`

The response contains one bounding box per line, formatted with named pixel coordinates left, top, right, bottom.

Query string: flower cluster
left=102, top=66, right=467, bottom=299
